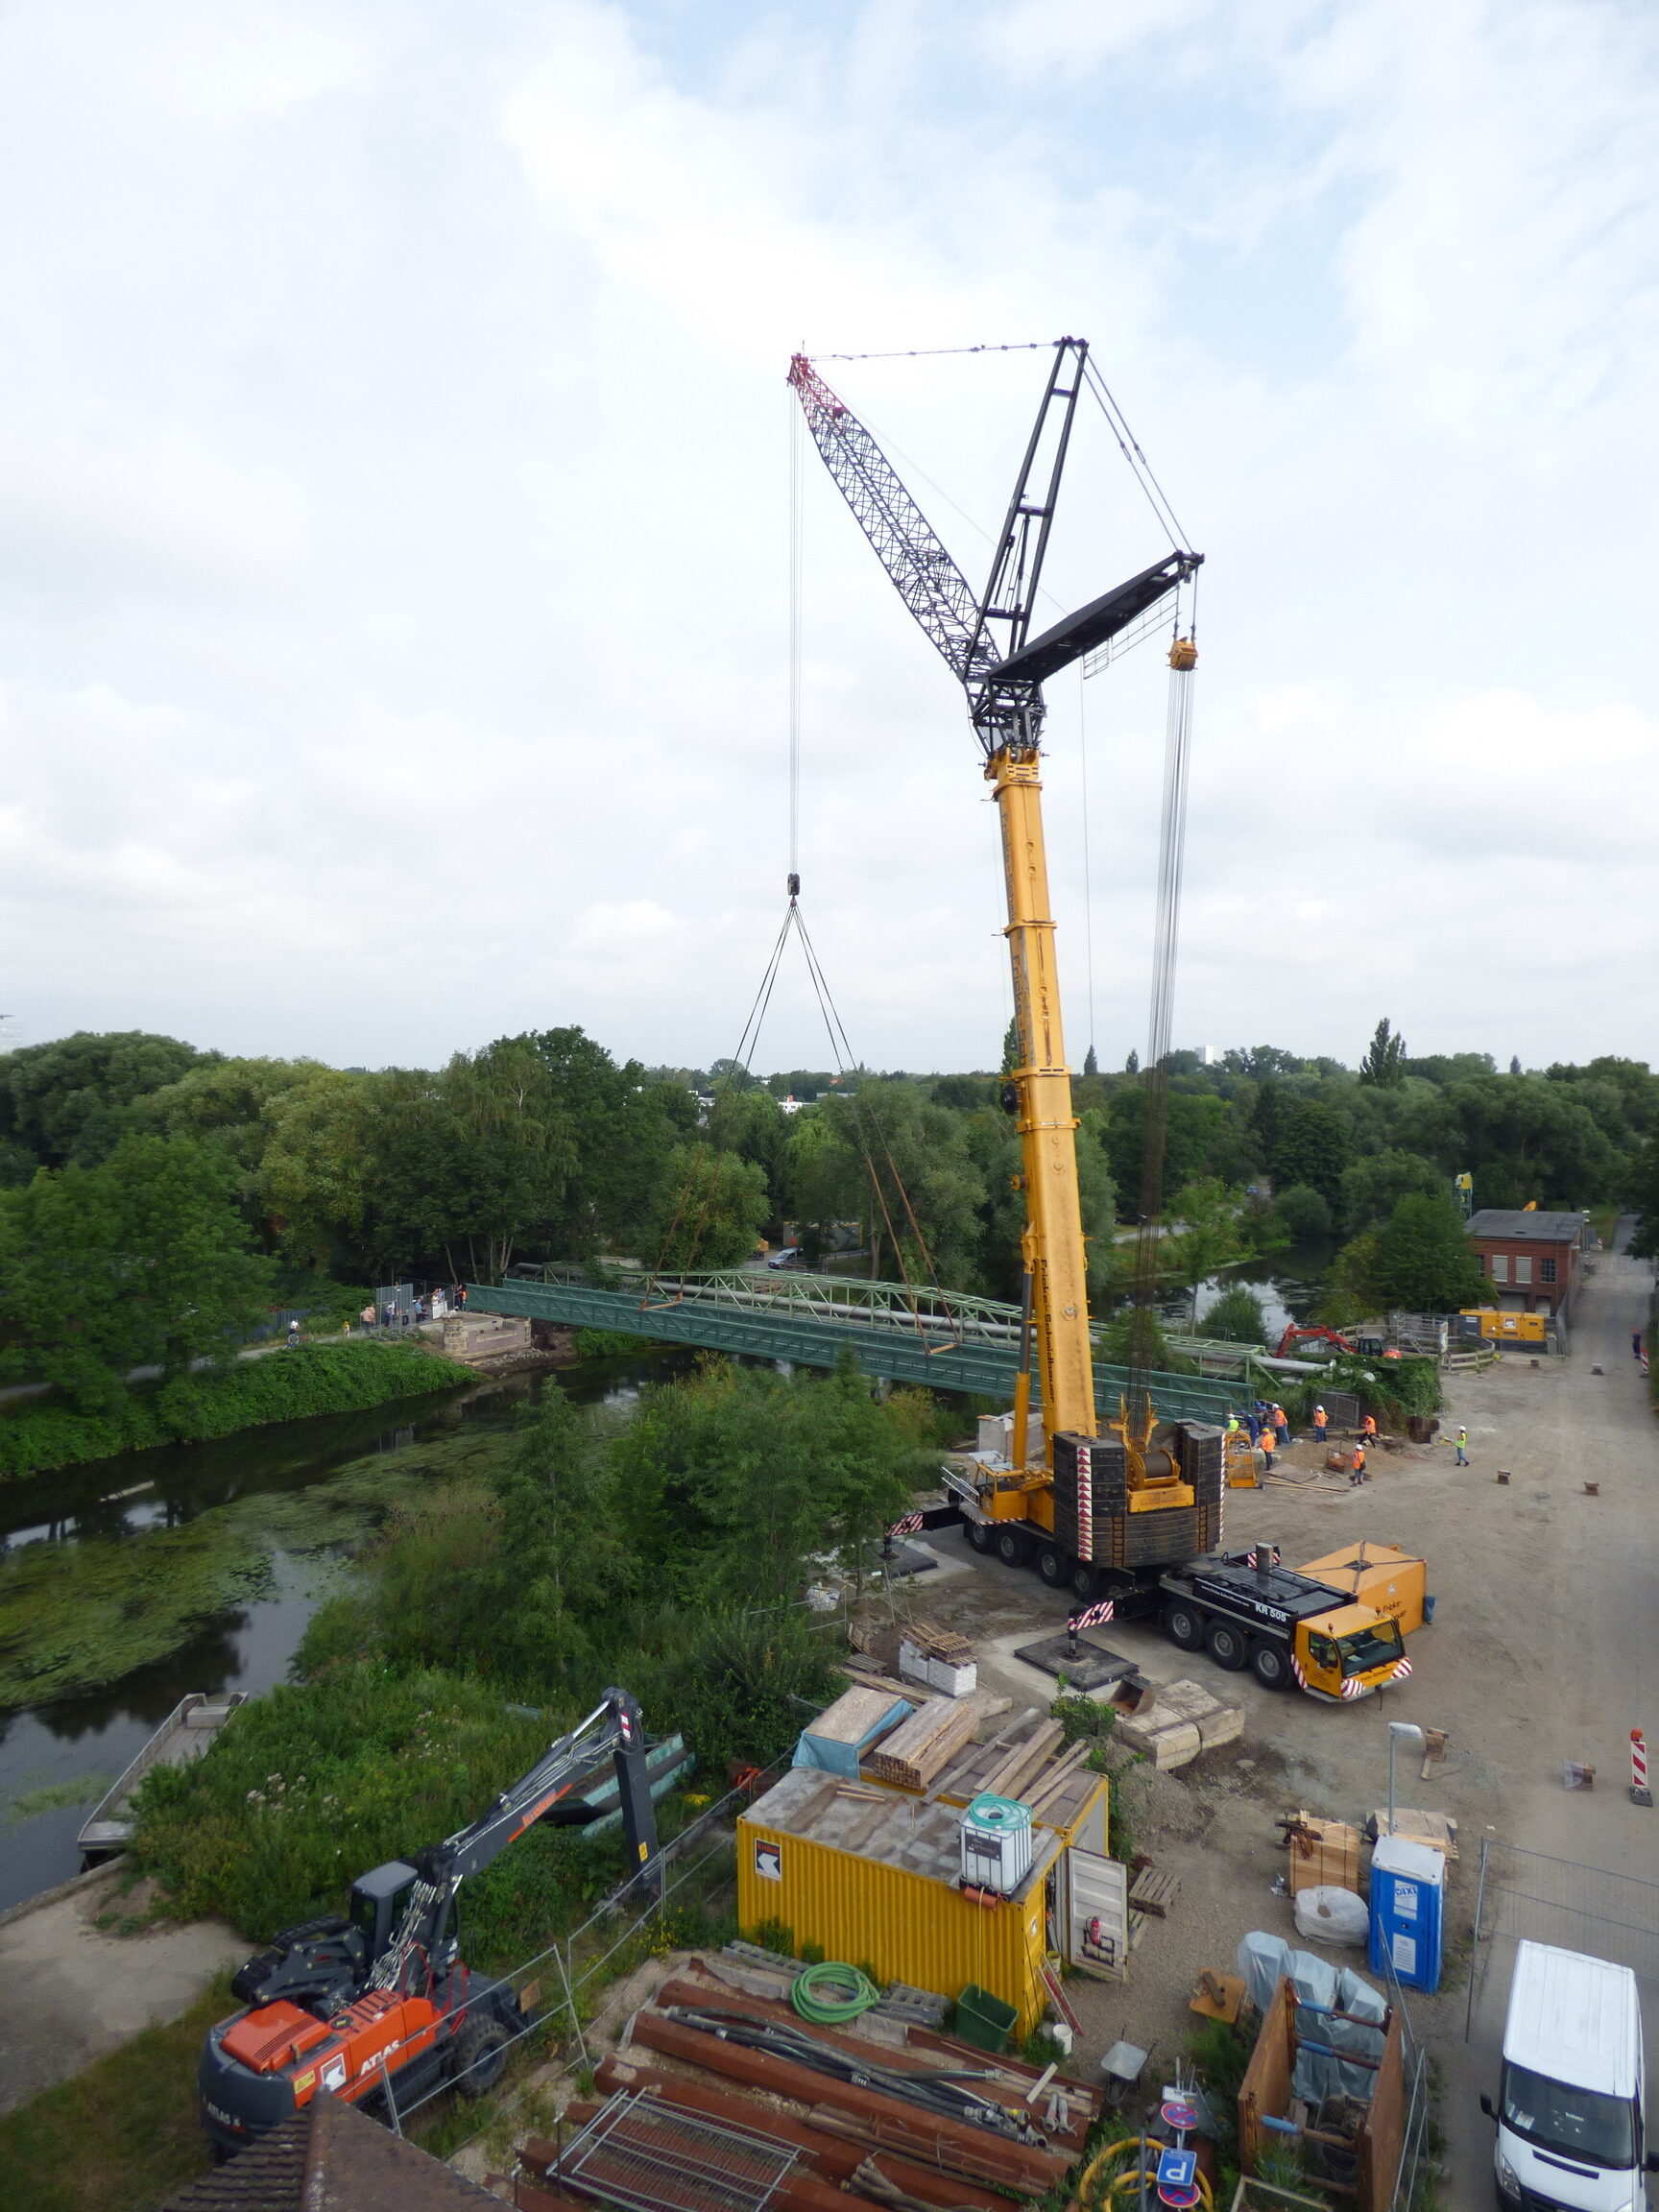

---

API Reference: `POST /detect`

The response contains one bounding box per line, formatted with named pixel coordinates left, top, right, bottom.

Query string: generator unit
left=959, top=1792, right=1033, bottom=1895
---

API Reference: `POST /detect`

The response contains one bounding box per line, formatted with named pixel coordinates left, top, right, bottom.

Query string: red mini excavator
left=198, top=1687, right=659, bottom=2158
left=1276, top=1322, right=1358, bottom=1358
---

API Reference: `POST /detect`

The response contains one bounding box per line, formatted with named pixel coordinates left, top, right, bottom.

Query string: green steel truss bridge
left=466, top=1268, right=1246, bottom=1426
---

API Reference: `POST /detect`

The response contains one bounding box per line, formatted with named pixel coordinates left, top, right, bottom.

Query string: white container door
left=1068, top=1846, right=1128, bottom=1981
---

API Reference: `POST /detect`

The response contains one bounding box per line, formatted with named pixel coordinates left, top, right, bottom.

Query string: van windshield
left=1502, top=2061, right=1637, bottom=2170
left=1337, top=1621, right=1403, bottom=1675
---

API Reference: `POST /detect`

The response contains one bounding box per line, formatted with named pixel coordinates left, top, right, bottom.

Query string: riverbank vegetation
left=0, top=1340, right=468, bottom=1480
left=128, top=1358, right=930, bottom=1943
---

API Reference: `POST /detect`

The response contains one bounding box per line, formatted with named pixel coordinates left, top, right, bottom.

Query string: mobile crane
left=198, top=1687, right=660, bottom=2157
left=790, top=348, right=1409, bottom=1704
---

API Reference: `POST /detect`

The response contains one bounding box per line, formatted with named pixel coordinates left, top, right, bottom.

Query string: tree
left=1166, top=1178, right=1248, bottom=1328
left=1000, top=1021, right=1021, bottom=1075
left=1106, top=1089, right=1227, bottom=1215
left=484, top=1389, right=630, bottom=1682
left=1359, top=1019, right=1407, bottom=1087
left=650, top=1144, right=770, bottom=1269
left=1203, top=1284, right=1269, bottom=1344
left=0, top=1136, right=275, bottom=1407
left=1339, top=1150, right=1447, bottom=1235
left=0, top=1030, right=216, bottom=1169
left=1628, top=1136, right=1659, bottom=1260
left=108, top=1136, right=276, bottom=1379
left=1124, top=1048, right=1140, bottom=1075
left=1083, top=1046, right=1099, bottom=1078
left=1276, top=1183, right=1333, bottom=1240
left=1369, top=1194, right=1490, bottom=1313
left=1509, top=1055, right=1523, bottom=1076
left=1269, top=1101, right=1351, bottom=1209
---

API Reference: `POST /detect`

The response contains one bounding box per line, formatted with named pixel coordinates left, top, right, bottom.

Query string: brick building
left=1465, top=1209, right=1590, bottom=1319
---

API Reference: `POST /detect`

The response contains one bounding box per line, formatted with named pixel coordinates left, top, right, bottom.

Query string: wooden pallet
left=1127, top=1909, right=1148, bottom=1951
left=1128, top=1866, right=1181, bottom=1918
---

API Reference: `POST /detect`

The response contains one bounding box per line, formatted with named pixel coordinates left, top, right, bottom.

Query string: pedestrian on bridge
left=361, top=1303, right=375, bottom=1329
left=287, top=1317, right=301, bottom=1349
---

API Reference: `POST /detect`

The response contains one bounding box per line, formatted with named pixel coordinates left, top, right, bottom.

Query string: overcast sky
left=1, top=0, right=1654, bottom=1078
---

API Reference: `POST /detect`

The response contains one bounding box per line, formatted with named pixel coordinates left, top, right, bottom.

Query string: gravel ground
left=888, top=1238, right=1657, bottom=2196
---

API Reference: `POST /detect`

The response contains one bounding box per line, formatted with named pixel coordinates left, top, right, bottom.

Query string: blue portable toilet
left=1367, top=1835, right=1444, bottom=1992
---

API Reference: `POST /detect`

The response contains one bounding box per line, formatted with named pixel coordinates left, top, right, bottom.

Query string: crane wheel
left=1070, top=1563, right=1097, bottom=1601
left=1036, top=1547, right=1066, bottom=1588
left=966, top=1520, right=994, bottom=1554
left=453, top=2017, right=511, bottom=2098
left=1206, top=1621, right=1249, bottom=1672
left=1251, top=1640, right=1291, bottom=1691
left=995, top=1527, right=1029, bottom=1570
left=1164, top=1601, right=1203, bottom=1650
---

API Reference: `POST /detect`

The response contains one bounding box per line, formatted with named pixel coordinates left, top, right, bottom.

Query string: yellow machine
left=1461, top=1307, right=1546, bottom=1343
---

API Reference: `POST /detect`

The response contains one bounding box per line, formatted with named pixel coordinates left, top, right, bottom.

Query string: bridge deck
left=465, top=1274, right=1245, bottom=1425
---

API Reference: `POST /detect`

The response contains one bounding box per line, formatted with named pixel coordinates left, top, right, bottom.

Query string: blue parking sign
left=1156, top=2145, right=1199, bottom=2206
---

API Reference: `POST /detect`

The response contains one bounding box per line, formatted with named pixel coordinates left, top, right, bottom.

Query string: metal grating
left=556, top=2090, right=802, bottom=2212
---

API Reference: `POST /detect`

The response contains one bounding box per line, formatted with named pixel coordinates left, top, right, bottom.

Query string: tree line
left=3, top=1020, right=1655, bottom=1340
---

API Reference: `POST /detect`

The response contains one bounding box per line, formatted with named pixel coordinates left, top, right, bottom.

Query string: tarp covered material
left=792, top=1696, right=913, bottom=1777
left=1238, top=1934, right=1386, bottom=2104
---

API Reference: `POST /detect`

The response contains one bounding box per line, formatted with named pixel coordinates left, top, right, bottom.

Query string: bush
left=1203, top=1285, right=1269, bottom=1344
left=571, top=1328, right=657, bottom=1358
left=0, top=1341, right=469, bottom=1479
left=1276, top=1184, right=1332, bottom=1240
left=131, top=1665, right=562, bottom=1941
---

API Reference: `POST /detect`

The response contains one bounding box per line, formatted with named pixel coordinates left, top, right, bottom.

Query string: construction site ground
left=876, top=1238, right=1655, bottom=2203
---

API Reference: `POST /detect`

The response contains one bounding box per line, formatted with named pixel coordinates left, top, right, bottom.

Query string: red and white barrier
left=1632, top=1729, right=1652, bottom=1808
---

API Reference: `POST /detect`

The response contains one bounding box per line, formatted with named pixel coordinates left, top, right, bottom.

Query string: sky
left=1, top=0, right=1655, bottom=1078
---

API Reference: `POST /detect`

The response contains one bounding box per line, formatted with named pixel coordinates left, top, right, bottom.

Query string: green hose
left=791, top=1960, right=881, bottom=2023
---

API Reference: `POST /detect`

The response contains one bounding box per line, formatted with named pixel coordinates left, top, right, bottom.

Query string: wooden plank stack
left=898, top=1621, right=977, bottom=1697
left=805, top=1686, right=909, bottom=1749
left=867, top=1695, right=980, bottom=1791
left=1284, top=1812, right=1361, bottom=1897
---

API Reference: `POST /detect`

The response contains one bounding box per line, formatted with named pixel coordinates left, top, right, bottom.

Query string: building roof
left=161, top=2091, right=502, bottom=2212
left=746, top=1764, right=1063, bottom=1905
left=1466, top=1210, right=1587, bottom=1242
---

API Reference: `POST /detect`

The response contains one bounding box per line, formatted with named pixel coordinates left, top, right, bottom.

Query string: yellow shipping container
left=1299, top=1541, right=1428, bottom=1635
left=736, top=1765, right=1109, bottom=2036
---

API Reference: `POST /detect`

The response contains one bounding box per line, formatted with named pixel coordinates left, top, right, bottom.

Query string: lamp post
left=1387, top=1720, right=1426, bottom=1839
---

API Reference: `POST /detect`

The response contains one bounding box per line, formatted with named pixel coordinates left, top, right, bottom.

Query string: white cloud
left=0, top=0, right=1653, bottom=1075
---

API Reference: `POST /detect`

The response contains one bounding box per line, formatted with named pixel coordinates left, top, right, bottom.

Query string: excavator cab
left=349, top=1861, right=418, bottom=1967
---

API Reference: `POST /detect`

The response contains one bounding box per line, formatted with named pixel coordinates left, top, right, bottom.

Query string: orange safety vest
left=1362, top=1415, right=1377, bottom=1437
left=1313, top=1408, right=1327, bottom=1429
left=1352, top=1444, right=1365, bottom=1469
left=1261, top=1428, right=1276, bottom=1455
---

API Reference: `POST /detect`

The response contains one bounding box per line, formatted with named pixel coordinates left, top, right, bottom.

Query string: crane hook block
left=787, top=872, right=801, bottom=899
left=1168, top=637, right=1198, bottom=671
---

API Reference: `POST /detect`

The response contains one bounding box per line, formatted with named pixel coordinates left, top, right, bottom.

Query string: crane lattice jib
left=788, top=355, right=998, bottom=695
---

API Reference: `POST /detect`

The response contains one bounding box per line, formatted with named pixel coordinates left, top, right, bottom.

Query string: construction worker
left=1350, top=1440, right=1367, bottom=1484
left=1260, top=1423, right=1278, bottom=1475
left=1454, top=1425, right=1469, bottom=1466
left=1312, top=1403, right=1329, bottom=1449
left=1226, top=1412, right=1239, bottom=1437
left=1361, top=1411, right=1378, bottom=1446
left=1273, top=1404, right=1291, bottom=1449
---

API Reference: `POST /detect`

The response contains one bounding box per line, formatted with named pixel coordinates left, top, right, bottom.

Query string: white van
left=1482, top=1940, right=1654, bottom=2210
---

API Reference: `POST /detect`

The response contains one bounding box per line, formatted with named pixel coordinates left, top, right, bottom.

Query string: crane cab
left=349, top=1861, right=418, bottom=1967
left=1294, top=1605, right=1407, bottom=1699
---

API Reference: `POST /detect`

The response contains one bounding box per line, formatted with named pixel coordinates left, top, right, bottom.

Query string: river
left=0, top=1350, right=691, bottom=1912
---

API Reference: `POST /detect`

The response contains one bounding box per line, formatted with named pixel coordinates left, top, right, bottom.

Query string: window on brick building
left=1491, top=1254, right=1508, bottom=1283
left=1540, top=1257, right=1557, bottom=1284
left=1515, top=1256, right=1532, bottom=1286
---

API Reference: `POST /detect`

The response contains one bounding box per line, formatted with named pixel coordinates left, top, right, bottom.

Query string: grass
left=0, top=1973, right=229, bottom=2212
left=0, top=1340, right=471, bottom=1480
left=0, top=1428, right=510, bottom=1709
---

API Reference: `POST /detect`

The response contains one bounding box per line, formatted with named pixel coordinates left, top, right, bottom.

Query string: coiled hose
left=791, top=1960, right=881, bottom=2023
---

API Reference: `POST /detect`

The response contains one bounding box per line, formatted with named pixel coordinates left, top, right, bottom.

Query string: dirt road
left=910, top=1240, right=1656, bottom=2196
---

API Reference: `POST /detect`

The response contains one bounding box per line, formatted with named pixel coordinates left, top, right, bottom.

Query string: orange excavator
left=198, top=1688, right=659, bottom=2157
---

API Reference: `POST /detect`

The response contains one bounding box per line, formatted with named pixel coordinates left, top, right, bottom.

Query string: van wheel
left=1036, top=1547, right=1066, bottom=1588
left=996, top=1527, right=1029, bottom=1570
left=1207, top=1621, right=1249, bottom=1671
left=1251, top=1640, right=1290, bottom=1691
left=966, top=1520, right=993, bottom=1554
left=1164, top=1601, right=1204, bottom=1650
